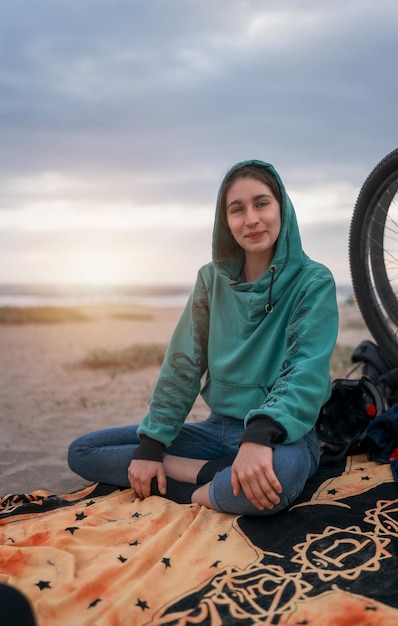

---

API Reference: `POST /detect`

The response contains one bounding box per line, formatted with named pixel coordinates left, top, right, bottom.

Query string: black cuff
left=240, top=415, right=287, bottom=448
left=133, top=435, right=165, bottom=462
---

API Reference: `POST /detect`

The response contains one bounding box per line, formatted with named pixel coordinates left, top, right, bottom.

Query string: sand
left=0, top=302, right=371, bottom=497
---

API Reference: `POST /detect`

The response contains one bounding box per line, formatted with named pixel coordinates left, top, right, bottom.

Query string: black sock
left=196, top=454, right=236, bottom=484
left=151, top=476, right=198, bottom=504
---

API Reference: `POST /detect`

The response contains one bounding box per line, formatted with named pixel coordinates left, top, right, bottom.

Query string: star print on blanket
left=1, top=455, right=398, bottom=625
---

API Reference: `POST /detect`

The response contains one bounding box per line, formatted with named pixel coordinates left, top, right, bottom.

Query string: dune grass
left=76, top=341, right=354, bottom=379
left=0, top=306, right=90, bottom=324
left=77, top=343, right=167, bottom=375
left=107, top=311, right=153, bottom=321
left=0, top=306, right=154, bottom=324
left=330, top=344, right=356, bottom=379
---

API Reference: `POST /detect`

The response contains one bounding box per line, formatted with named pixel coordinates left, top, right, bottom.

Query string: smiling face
left=225, top=176, right=281, bottom=273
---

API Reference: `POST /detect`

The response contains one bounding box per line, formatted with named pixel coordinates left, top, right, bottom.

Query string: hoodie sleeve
left=242, top=273, right=339, bottom=445
left=136, top=270, right=209, bottom=448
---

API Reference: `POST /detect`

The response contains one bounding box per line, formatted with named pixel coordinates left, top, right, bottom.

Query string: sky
left=1, top=0, right=397, bottom=288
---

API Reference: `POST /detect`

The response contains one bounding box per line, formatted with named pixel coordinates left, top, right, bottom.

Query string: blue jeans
left=68, top=413, right=320, bottom=516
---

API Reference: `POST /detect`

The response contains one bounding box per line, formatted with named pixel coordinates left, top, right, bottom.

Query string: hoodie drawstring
left=265, top=265, right=276, bottom=313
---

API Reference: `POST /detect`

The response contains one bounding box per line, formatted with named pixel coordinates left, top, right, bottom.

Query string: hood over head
left=212, top=160, right=305, bottom=305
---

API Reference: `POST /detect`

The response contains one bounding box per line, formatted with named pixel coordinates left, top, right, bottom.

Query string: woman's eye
left=230, top=207, right=243, bottom=214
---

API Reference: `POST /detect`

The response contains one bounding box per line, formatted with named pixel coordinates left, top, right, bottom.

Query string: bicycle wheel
left=349, top=148, right=398, bottom=365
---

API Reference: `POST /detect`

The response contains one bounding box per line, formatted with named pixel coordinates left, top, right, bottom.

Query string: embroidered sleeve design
left=261, top=290, right=311, bottom=407
left=261, top=371, right=295, bottom=408
left=149, top=280, right=210, bottom=426
left=287, top=290, right=311, bottom=333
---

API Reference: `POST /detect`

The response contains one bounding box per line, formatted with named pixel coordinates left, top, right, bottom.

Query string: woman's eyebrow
left=253, top=193, right=273, bottom=201
left=226, top=198, right=243, bottom=210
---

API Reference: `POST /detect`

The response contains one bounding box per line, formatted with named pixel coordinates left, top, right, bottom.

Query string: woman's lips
left=245, top=231, right=264, bottom=240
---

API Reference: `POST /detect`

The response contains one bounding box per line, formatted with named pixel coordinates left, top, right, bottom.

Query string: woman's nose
left=245, top=208, right=259, bottom=225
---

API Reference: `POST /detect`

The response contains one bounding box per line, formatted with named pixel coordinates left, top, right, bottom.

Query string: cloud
left=2, top=1, right=397, bottom=176
left=0, top=1, right=397, bottom=285
left=300, top=219, right=351, bottom=285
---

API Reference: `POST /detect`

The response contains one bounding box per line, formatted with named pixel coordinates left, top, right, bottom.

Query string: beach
left=0, top=301, right=371, bottom=497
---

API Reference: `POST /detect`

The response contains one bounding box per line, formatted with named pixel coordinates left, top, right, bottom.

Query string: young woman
left=68, top=160, right=339, bottom=516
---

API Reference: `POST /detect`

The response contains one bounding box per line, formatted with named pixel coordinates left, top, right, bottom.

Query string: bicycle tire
left=349, top=148, right=398, bottom=365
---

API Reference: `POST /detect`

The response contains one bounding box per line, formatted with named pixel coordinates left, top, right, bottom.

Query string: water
left=0, top=283, right=353, bottom=308
left=0, top=283, right=193, bottom=308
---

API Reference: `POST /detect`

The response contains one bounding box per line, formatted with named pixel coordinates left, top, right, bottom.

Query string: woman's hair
left=219, top=163, right=282, bottom=226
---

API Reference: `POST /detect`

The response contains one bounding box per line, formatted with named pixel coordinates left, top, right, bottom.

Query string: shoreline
left=0, top=281, right=354, bottom=309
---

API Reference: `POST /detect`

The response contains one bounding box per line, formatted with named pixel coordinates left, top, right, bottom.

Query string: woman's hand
left=128, top=459, right=166, bottom=499
left=231, top=442, right=282, bottom=510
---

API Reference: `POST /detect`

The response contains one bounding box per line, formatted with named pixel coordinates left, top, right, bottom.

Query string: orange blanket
left=1, top=454, right=398, bottom=625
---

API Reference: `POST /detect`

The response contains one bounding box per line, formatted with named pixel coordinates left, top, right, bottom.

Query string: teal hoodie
left=137, top=160, right=339, bottom=449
